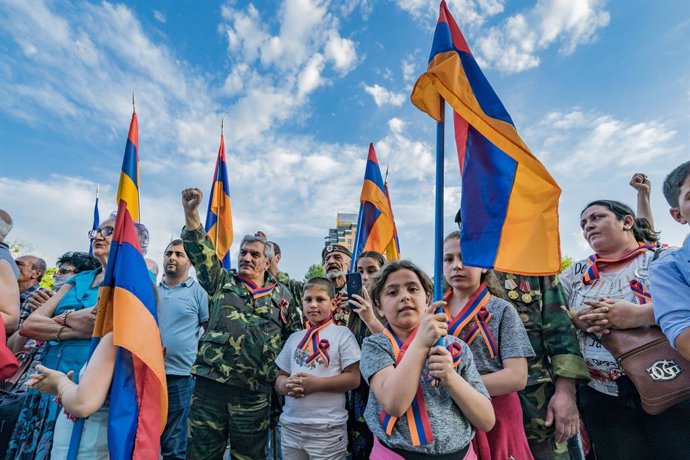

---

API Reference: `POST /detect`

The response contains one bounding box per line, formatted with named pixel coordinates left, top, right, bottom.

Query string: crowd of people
left=0, top=160, right=689, bottom=460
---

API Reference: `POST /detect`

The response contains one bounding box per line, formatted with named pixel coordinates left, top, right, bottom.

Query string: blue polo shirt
left=651, top=236, right=690, bottom=348
left=157, top=277, right=209, bottom=376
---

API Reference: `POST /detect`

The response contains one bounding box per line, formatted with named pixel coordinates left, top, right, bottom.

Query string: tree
left=40, top=267, right=56, bottom=291
left=561, top=255, right=575, bottom=271
left=304, top=263, right=325, bottom=281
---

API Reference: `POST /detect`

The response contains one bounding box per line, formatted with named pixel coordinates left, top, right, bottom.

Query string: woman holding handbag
left=560, top=200, right=690, bottom=459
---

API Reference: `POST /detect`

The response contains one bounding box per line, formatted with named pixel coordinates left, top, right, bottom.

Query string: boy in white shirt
left=275, top=277, right=361, bottom=460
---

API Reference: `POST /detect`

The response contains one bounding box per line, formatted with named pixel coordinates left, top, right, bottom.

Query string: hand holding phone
left=346, top=272, right=363, bottom=310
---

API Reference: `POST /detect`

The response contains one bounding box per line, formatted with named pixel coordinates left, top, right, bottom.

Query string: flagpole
left=434, top=98, right=445, bottom=303
left=433, top=97, right=445, bottom=347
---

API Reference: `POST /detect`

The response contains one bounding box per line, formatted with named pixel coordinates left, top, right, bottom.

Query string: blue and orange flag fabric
left=351, top=144, right=401, bottom=265
left=89, top=185, right=100, bottom=255
left=205, top=129, right=233, bottom=269
left=411, top=1, right=561, bottom=275
left=69, top=199, right=167, bottom=460
left=116, top=110, right=140, bottom=222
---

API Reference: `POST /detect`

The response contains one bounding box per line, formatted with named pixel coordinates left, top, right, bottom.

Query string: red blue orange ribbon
left=444, top=284, right=498, bottom=358
left=379, top=325, right=434, bottom=446
left=629, top=279, right=651, bottom=304
left=297, top=317, right=333, bottom=367
left=582, top=243, right=655, bottom=286
left=236, top=275, right=276, bottom=299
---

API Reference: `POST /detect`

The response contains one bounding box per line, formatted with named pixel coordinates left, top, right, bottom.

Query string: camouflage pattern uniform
left=182, top=226, right=301, bottom=460
left=275, top=271, right=304, bottom=312
left=495, top=273, right=590, bottom=460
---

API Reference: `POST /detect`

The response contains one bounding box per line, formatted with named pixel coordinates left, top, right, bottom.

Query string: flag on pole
left=205, top=125, right=233, bottom=269
left=411, top=0, right=561, bottom=275
left=68, top=110, right=166, bottom=460
left=116, top=110, right=140, bottom=222
left=89, top=185, right=100, bottom=255
left=351, top=143, right=401, bottom=265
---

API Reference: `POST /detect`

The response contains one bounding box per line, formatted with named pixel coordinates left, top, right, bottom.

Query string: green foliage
left=304, top=263, right=325, bottom=281
left=561, top=255, right=575, bottom=271
left=8, top=240, right=32, bottom=256
left=40, top=267, right=56, bottom=290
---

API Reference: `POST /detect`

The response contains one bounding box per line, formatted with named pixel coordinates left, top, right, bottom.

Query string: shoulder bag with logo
left=601, top=326, right=690, bottom=414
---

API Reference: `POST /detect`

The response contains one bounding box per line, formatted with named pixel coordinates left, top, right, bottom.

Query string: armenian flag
left=351, top=143, right=401, bottom=265
left=68, top=112, right=166, bottom=460
left=205, top=128, right=233, bottom=269
left=411, top=1, right=561, bottom=275
left=115, top=110, right=140, bottom=222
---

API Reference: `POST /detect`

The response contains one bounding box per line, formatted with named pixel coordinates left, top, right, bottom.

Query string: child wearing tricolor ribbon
left=442, top=232, right=535, bottom=460
left=361, top=260, right=494, bottom=459
left=275, top=277, right=361, bottom=459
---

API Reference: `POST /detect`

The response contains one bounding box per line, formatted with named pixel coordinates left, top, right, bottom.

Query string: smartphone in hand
left=346, top=272, right=363, bottom=310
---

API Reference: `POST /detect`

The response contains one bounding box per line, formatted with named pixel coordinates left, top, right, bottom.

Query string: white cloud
left=395, top=0, right=506, bottom=28
left=476, top=0, right=610, bottom=73
left=364, top=84, right=406, bottom=107
left=325, top=34, right=357, bottom=73
left=402, top=57, right=417, bottom=83
left=153, top=10, right=166, bottom=23
left=531, top=110, right=680, bottom=173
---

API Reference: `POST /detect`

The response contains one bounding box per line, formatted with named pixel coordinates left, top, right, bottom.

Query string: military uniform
left=182, top=226, right=301, bottom=460
left=496, top=273, right=590, bottom=460
left=275, top=271, right=304, bottom=312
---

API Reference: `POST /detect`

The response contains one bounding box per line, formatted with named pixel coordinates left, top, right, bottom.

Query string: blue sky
left=1, top=0, right=688, bottom=279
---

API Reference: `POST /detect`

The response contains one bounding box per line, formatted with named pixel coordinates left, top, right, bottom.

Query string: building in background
left=324, top=212, right=357, bottom=251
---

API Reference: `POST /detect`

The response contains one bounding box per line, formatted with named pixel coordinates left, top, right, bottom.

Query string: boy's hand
left=428, top=346, right=454, bottom=383
left=285, top=375, right=305, bottom=398
left=293, top=372, right=320, bottom=396
left=417, top=301, right=448, bottom=348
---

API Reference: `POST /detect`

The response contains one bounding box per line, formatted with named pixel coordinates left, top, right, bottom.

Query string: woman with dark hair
left=560, top=200, right=690, bottom=459
left=346, top=251, right=386, bottom=459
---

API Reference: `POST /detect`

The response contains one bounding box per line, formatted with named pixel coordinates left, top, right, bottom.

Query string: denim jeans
left=161, top=375, right=195, bottom=460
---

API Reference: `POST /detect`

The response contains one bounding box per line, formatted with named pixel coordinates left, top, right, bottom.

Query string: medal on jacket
left=519, top=279, right=532, bottom=303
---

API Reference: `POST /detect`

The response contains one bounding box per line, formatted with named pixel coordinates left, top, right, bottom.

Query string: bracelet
left=56, top=326, right=65, bottom=342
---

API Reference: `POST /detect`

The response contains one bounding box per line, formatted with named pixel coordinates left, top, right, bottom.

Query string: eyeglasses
left=56, top=267, right=77, bottom=276
left=88, top=226, right=114, bottom=239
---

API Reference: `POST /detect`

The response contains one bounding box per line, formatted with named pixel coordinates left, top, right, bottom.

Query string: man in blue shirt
left=651, top=161, right=690, bottom=359
left=157, top=239, right=209, bottom=460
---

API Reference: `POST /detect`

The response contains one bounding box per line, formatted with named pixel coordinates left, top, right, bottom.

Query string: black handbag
left=0, top=389, right=27, bottom=460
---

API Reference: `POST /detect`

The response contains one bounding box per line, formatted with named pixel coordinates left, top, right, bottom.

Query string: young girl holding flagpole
left=442, top=231, right=535, bottom=460
left=361, top=260, right=494, bottom=459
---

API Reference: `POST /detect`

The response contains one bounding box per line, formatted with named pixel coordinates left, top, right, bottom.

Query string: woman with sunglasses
left=7, top=219, right=117, bottom=459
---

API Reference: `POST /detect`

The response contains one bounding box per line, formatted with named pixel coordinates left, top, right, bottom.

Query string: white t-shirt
left=275, top=323, right=361, bottom=425
left=560, top=250, right=657, bottom=396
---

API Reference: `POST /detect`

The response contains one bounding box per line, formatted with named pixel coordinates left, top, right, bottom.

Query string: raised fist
left=629, top=173, right=651, bottom=195
left=182, top=188, right=203, bottom=214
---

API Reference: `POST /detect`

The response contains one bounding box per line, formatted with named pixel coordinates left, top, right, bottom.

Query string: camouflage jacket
left=495, top=272, right=590, bottom=386
left=182, top=225, right=302, bottom=392
left=274, top=272, right=350, bottom=326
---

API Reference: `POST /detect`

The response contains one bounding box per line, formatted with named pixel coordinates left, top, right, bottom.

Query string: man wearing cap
left=180, top=188, right=302, bottom=460
left=322, top=244, right=352, bottom=325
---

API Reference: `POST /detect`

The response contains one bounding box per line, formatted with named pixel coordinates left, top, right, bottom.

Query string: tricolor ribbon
left=297, top=317, right=333, bottom=367
left=379, top=325, right=434, bottom=446
left=582, top=243, right=655, bottom=286
left=279, top=299, right=289, bottom=324
left=629, top=279, right=652, bottom=305
left=236, top=275, right=276, bottom=299
left=444, top=284, right=498, bottom=358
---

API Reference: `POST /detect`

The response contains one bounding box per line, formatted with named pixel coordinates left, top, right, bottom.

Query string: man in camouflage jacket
left=496, top=272, right=590, bottom=460
left=181, top=188, right=301, bottom=460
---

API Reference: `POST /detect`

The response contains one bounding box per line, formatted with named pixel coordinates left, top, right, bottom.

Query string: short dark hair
left=356, top=251, right=385, bottom=268
left=56, top=252, right=101, bottom=273
left=663, top=161, right=690, bottom=208
left=304, top=276, right=336, bottom=299
left=369, top=260, right=433, bottom=309
left=165, top=239, right=184, bottom=253
left=270, top=241, right=281, bottom=257
left=581, top=200, right=659, bottom=244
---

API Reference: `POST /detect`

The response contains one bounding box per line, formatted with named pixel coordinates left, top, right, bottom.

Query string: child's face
left=442, top=238, right=484, bottom=291
left=302, top=287, right=336, bottom=324
left=671, top=175, right=690, bottom=226
left=376, top=269, right=429, bottom=331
